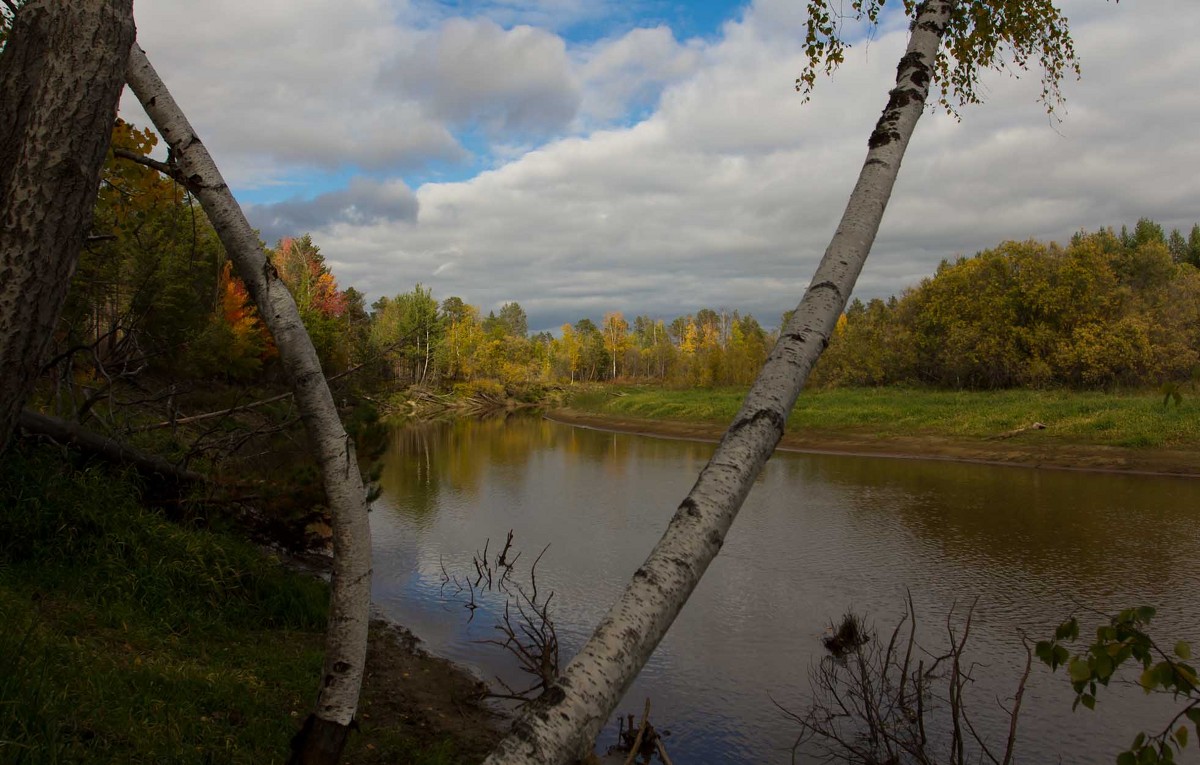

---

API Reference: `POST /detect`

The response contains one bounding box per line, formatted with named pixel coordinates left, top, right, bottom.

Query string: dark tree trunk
left=0, top=0, right=135, bottom=453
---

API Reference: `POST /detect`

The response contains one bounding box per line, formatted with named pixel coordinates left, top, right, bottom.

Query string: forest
left=62, top=123, right=1200, bottom=414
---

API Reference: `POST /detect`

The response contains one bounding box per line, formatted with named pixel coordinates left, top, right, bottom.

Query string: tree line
left=61, top=124, right=778, bottom=397
left=811, top=218, right=1200, bottom=390
left=67, top=129, right=1200, bottom=400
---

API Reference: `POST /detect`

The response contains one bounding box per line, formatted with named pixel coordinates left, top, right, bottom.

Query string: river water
left=369, top=414, right=1200, bottom=764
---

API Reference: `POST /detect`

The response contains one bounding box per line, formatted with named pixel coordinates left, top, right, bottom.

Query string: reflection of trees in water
left=554, top=426, right=714, bottom=472
left=379, top=415, right=543, bottom=516
left=379, top=416, right=718, bottom=517
left=776, top=453, right=1200, bottom=599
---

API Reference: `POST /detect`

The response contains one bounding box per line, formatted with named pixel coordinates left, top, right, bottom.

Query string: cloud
left=411, top=0, right=649, bottom=35
left=121, top=0, right=470, bottom=184
left=247, top=178, right=419, bottom=246
left=577, top=26, right=703, bottom=122
left=382, top=18, right=581, bottom=137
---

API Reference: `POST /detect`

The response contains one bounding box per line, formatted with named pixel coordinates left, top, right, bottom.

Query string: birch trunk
left=0, top=0, right=134, bottom=453
left=125, top=45, right=372, bottom=765
left=482, top=3, right=956, bottom=763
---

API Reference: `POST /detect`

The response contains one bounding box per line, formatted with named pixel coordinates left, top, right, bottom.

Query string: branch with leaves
left=1038, top=606, right=1198, bottom=765
left=797, top=0, right=1082, bottom=117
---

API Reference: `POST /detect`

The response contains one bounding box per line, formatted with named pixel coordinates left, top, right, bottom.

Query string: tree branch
left=112, top=145, right=190, bottom=186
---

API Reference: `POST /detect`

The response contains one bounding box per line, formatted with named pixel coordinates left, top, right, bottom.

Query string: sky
left=120, top=0, right=1200, bottom=333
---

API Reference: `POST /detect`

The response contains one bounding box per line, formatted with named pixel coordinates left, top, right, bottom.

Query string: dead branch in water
left=781, top=594, right=1032, bottom=765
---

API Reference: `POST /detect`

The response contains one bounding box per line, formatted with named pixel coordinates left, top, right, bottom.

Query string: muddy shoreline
left=545, top=408, right=1200, bottom=479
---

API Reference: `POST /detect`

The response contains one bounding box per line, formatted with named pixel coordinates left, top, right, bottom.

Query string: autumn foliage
left=51, top=120, right=1200, bottom=397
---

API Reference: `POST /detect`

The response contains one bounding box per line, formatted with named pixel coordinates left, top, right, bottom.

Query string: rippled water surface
left=370, top=415, right=1200, bottom=764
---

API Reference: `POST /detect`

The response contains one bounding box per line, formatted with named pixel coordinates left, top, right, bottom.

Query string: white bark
left=125, top=45, right=372, bottom=733
left=482, top=3, right=957, bottom=763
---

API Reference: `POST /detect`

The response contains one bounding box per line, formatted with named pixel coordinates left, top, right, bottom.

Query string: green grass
left=0, top=445, right=459, bottom=765
left=0, top=445, right=328, bottom=764
left=568, top=386, right=1200, bottom=449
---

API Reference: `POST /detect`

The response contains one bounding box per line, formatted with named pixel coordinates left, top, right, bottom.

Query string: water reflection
left=371, top=415, right=1200, bottom=764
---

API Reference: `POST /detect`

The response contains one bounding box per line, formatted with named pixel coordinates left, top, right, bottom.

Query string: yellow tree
left=601, top=311, right=629, bottom=380
left=441, top=302, right=484, bottom=382
left=555, top=323, right=582, bottom=382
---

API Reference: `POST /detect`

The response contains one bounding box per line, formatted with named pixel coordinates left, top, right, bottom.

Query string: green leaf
left=1136, top=606, right=1157, bottom=623
left=1053, top=644, right=1070, bottom=669
left=1175, top=664, right=1198, bottom=689
left=1035, top=640, right=1054, bottom=664
left=1080, top=693, right=1096, bottom=710
left=1070, top=657, right=1093, bottom=683
left=1140, top=667, right=1157, bottom=692
left=1095, top=652, right=1115, bottom=680
left=1118, top=752, right=1137, bottom=765
left=1175, top=726, right=1188, bottom=749
left=1157, top=662, right=1178, bottom=688
left=1056, top=618, right=1079, bottom=641
left=1175, top=642, right=1192, bottom=660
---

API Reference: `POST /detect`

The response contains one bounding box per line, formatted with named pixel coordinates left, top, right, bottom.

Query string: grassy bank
left=566, top=386, right=1200, bottom=450
left=0, top=445, right=492, bottom=764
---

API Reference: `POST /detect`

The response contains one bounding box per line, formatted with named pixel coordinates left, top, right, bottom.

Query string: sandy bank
left=545, top=408, right=1200, bottom=479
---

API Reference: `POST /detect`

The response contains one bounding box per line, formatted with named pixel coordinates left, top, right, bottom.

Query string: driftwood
left=993, top=421, right=1047, bottom=440
left=18, top=408, right=202, bottom=489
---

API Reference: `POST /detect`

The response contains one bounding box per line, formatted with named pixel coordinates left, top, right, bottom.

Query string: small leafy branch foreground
left=1038, top=606, right=1199, bottom=765
left=782, top=595, right=1031, bottom=765
left=441, top=531, right=560, bottom=703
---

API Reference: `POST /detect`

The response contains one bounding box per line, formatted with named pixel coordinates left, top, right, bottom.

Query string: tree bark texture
left=0, top=0, right=135, bottom=453
left=125, top=45, right=372, bottom=765
left=481, top=3, right=957, bottom=763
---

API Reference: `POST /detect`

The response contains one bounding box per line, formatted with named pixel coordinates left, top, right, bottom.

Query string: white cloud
left=577, top=26, right=703, bottom=122
left=382, top=18, right=580, bottom=136
left=122, top=0, right=464, bottom=182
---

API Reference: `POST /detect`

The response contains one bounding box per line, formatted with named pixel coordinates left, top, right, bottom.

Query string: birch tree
left=125, top=47, right=371, bottom=765
left=482, top=1, right=1086, bottom=762
left=0, top=0, right=135, bottom=453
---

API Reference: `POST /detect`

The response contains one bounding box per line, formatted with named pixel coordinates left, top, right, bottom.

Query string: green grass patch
left=0, top=445, right=327, bottom=764
left=569, top=386, right=1200, bottom=449
left=0, top=445, right=459, bottom=765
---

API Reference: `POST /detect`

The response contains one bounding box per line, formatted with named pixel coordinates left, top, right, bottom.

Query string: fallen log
left=18, top=408, right=203, bottom=489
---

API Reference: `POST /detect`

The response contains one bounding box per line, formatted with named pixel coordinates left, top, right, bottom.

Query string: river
left=369, top=414, right=1200, bottom=764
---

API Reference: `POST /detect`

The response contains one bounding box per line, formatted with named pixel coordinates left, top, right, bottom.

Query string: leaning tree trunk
left=125, top=46, right=372, bottom=765
left=482, top=3, right=957, bottom=763
left=0, top=0, right=135, bottom=454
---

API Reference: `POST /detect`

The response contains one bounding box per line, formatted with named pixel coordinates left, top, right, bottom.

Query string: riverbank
left=553, top=386, right=1200, bottom=477
left=0, top=443, right=499, bottom=764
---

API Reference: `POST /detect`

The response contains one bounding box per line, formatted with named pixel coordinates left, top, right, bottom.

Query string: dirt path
left=546, top=408, right=1200, bottom=478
